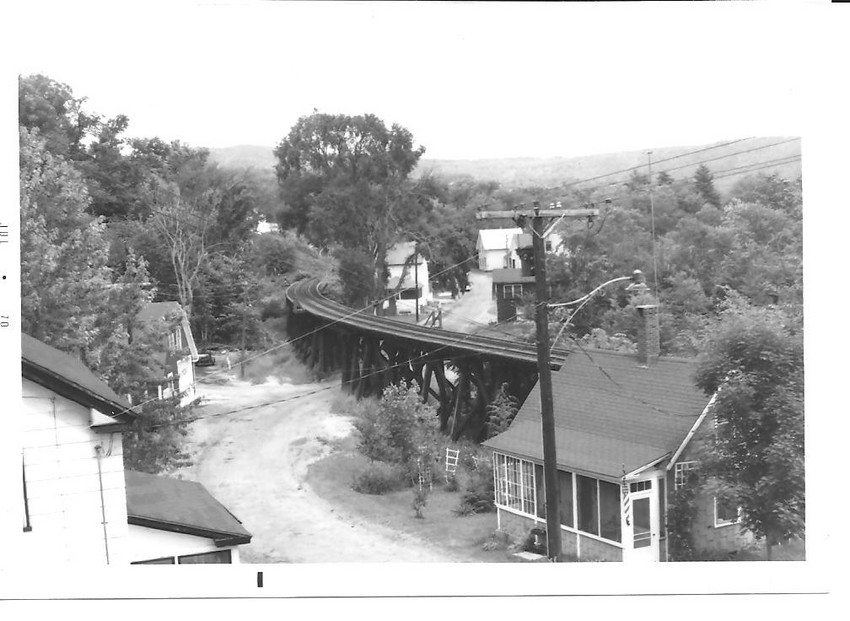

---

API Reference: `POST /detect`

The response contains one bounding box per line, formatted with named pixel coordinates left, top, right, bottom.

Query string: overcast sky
left=3, top=1, right=829, bottom=160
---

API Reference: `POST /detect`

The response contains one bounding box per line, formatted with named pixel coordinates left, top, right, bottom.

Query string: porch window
left=558, top=470, right=574, bottom=528
left=534, top=464, right=545, bottom=519
left=493, top=453, right=537, bottom=516
left=576, top=475, right=599, bottom=536
left=599, top=480, right=622, bottom=543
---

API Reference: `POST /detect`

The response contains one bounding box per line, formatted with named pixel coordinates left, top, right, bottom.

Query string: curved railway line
left=285, top=278, right=567, bottom=441
left=286, top=278, right=567, bottom=368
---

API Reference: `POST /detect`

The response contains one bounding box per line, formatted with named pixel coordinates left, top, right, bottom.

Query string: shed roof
left=484, top=347, right=709, bottom=479
left=491, top=268, right=536, bottom=284
left=477, top=228, right=522, bottom=251
left=21, top=333, right=133, bottom=423
left=125, top=470, right=252, bottom=546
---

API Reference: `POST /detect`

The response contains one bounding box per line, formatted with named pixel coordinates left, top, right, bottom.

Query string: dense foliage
left=352, top=382, right=440, bottom=484
left=693, top=295, right=804, bottom=559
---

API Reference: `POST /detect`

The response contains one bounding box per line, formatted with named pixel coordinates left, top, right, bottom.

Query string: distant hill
left=209, top=137, right=801, bottom=192
left=208, top=145, right=277, bottom=170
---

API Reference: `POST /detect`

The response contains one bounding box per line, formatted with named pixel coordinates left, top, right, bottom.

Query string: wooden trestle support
left=286, top=310, right=537, bottom=442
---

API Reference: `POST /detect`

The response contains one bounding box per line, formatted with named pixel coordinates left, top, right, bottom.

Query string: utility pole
left=477, top=202, right=598, bottom=562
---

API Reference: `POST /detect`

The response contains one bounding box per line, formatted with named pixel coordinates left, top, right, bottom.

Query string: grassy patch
left=306, top=444, right=511, bottom=562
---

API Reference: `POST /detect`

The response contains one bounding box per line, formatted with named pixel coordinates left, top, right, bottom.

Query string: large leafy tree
left=18, top=74, right=100, bottom=159
left=19, top=127, right=112, bottom=355
left=274, top=112, right=425, bottom=298
left=693, top=296, right=804, bottom=559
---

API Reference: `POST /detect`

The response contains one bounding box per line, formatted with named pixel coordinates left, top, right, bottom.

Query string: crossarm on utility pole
left=476, top=202, right=598, bottom=562
left=476, top=208, right=599, bottom=220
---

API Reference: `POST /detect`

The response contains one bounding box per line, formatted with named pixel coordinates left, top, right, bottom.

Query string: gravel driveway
left=177, top=377, right=455, bottom=562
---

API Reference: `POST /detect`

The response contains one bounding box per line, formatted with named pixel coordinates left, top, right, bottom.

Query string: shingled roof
left=125, top=470, right=252, bottom=547
left=21, top=333, right=134, bottom=425
left=484, top=346, right=710, bottom=479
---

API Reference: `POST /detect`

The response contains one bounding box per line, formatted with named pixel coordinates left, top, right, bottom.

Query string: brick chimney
left=636, top=305, right=660, bottom=365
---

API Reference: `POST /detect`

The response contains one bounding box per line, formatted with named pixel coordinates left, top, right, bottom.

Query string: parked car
left=194, top=351, right=216, bottom=367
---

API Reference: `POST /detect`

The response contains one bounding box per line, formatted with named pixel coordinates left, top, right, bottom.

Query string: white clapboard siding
left=21, top=378, right=129, bottom=565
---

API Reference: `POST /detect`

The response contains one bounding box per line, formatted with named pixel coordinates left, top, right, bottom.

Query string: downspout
left=94, top=444, right=110, bottom=565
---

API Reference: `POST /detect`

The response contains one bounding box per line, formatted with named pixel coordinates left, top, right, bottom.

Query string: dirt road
left=440, top=270, right=495, bottom=332
left=178, top=376, right=456, bottom=562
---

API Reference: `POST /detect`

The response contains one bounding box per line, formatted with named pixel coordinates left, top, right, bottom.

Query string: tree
left=19, top=127, right=112, bottom=355
left=18, top=74, right=100, bottom=159
left=145, top=177, right=218, bottom=320
left=693, top=296, right=804, bottom=559
left=656, top=170, right=674, bottom=185
left=727, top=172, right=802, bottom=218
left=274, top=112, right=426, bottom=299
left=693, top=164, right=721, bottom=208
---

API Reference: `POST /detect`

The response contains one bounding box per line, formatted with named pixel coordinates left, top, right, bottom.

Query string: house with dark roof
left=125, top=471, right=251, bottom=564
left=19, top=334, right=251, bottom=565
left=483, top=306, right=752, bottom=562
left=136, top=301, right=199, bottom=407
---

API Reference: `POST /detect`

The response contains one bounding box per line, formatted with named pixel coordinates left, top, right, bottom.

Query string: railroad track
left=286, top=278, right=568, bottom=369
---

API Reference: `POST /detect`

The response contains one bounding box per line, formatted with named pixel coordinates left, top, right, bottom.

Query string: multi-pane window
left=502, top=284, right=524, bottom=299
left=630, top=480, right=652, bottom=493
left=674, top=461, right=699, bottom=490
left=493, top=455, right=622, bottom=544
left=493, top=453, right=537, bottom=516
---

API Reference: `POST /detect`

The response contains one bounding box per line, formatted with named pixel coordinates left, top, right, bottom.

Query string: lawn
left=306, top=434, right=514, bottom=563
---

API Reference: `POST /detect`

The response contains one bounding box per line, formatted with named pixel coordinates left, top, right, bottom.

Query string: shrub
left=412, top=486, right=429, bottom=518
left=454, top=455, right=495, bottom=516
left=445, top=474, right=460, bottom=493
left=484, top=383, right=520, bottom=438
left=351, top=462, right=403, bottom=495
left=352, top=382, right=439, bottom=468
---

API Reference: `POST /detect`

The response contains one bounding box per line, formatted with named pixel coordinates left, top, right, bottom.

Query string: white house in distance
left=136, top=301, right=199, bottom=407
left=18, top=333, right=252, bottom=565
left=476, top=228, right=522, bottom=271
left=477, top=228, right=566, bottom=272
left=384, top=241, right=430, bottom=315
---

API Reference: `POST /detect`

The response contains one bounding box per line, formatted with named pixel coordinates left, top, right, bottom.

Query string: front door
left=625, top=479, right=659, bottom=562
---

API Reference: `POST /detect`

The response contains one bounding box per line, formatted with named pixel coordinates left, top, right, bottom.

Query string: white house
left=476, top=228, right=522, bottom=271
left=384, top=241, right=430, bottom=315
left=18, top=333, right=252, bottom=565
left=136, top=302, right=199, bottom=407
left=20, top=333, right=135, bottom=565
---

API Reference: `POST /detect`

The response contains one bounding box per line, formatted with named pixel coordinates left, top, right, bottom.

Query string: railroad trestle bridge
left=285, top=279, right=567, bottom=441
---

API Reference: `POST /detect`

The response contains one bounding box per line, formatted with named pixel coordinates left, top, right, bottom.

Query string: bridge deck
left=286, top=278, right=567, bottom=369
